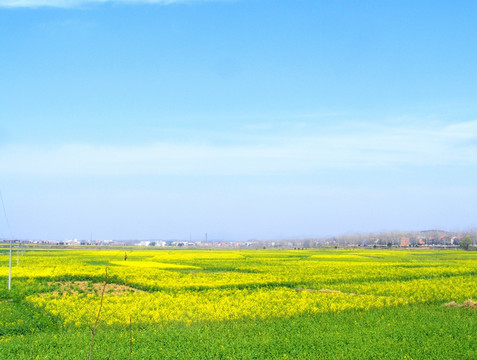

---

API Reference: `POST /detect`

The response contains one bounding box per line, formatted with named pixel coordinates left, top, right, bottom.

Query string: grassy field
left=1, top=247, right=477, bottom=359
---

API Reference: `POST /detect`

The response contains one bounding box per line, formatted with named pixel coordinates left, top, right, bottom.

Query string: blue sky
left=1, top=0, right=477, bottom=241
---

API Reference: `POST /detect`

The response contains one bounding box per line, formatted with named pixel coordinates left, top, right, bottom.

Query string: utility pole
left=1, top=190, right=14, bottom=289
left=8, top=240, right=12, bottom=290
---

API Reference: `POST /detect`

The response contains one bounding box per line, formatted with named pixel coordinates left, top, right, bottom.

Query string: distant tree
left=149, top=242, right=156, bottom=246
left=460, top=236, right=472, bottom=250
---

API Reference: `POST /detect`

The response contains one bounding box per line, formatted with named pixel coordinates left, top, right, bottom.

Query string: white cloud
left=0, top=142, right=299, bottom=177
left=0, top=0, right=227, bottom=8
left=1, top=120, right=477, bottom=178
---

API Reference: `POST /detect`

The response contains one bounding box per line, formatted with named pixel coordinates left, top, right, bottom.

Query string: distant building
left=400, top=237, right=410, bottom=247
left=440, top=234, right=451, bottom=245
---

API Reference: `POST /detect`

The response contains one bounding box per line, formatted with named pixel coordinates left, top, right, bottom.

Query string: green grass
left=1, top=305, right=476, bottom=359
left=0, top=301, right=54, bottom=336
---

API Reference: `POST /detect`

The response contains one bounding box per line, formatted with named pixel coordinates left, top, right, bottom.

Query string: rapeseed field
left=1, top=248, right=476, bottom=359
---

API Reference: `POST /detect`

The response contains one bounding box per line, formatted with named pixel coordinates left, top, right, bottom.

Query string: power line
left=0, top=190, right=14, bottom=240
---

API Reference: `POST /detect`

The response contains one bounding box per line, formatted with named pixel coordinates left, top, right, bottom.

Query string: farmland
left=1, top=248, right=477, bottom=359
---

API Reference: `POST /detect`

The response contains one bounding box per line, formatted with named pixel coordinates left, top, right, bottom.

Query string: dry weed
left=444, top=299, right=477, bottom=310
left=42, top=281, right=145, bottom=297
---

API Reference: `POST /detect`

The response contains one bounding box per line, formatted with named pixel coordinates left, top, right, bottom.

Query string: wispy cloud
left=0, top=0, right=229, bottom=8
left=2, top=120, right=477, bottom=178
